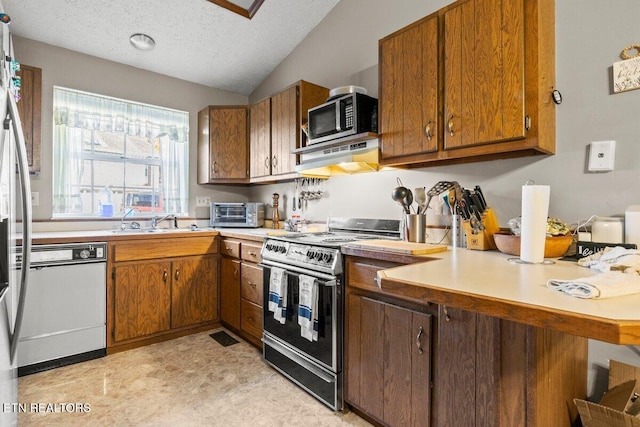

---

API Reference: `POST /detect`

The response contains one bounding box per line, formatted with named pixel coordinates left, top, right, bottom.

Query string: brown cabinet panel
left=241, top=242, right=262, bottom=263
left=113, top=261, right=171, bottom=342
left=380, top=14, right=439, bottom=161
left=241, top=262, right=262, bottom=305
left=112, top=236, right=218, bottom=262
left=250, top=98, right=272, bottom=179
left=17, top=64, right=42, bottom=174
left=220, top=239, right=241, bottom=258
left=270, top=86, right=298, bottom=176
left=240, top=299, right=262, bottom=340
left=197, top=105, right=249, bottom=184
left=357, top=296, right=385, bottom=421
left=171, top=255, right=218, bottom=329
left=220, top=257, right=241, bottom=330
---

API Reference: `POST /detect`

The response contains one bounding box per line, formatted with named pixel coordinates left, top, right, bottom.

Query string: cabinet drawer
left=347, top=259, right=401, bottom=292
left=241, top=242, right=262, bottom=263
left=220, top=240, right=241, bottom=258
left=112, top=236, right=218, bottom=262
left=241, top=299, right=262, bottom=340
left=241, top=263, right=263, bottom=305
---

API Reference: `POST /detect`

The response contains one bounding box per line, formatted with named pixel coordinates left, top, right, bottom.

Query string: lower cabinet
left=107, top=235, right=219, bottom=352
left=220, top=237, right=263, bottom=348
left=346, top=294, right=432, bottom=427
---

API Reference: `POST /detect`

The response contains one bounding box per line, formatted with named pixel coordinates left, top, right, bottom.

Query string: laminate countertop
left=373, top=247, right=640, bottom=345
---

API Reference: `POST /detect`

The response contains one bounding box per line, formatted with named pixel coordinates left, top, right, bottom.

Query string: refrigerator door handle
left=6, top=91, right=32, bottom=363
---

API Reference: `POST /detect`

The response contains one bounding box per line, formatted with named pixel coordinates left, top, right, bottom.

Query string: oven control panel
left=261, top=239, right=341, bottom=273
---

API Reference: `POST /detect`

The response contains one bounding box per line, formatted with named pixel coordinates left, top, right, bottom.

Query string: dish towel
left=268, top=267, right=287, bottom=324
left=547, top=271, right=640, bottom=299
left=578, top=246, right=640, bottom=273
left=298, top=274, right=318, bottom=342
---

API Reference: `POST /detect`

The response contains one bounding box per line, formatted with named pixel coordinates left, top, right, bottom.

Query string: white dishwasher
left=15, top=242, right=107, bottom=376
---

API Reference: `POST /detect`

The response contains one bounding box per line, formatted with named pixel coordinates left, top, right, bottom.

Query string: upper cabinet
left=197, top=105, right=249, bottom=184
left=379, top=13, right=439, bottom=161
left=250, top=80, right=328, bottom=183
left=380, top=0, right=555, bottom=167
left=17, top=64, right=42, bottom=174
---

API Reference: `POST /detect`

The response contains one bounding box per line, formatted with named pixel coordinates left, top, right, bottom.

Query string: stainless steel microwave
left=210, top=203, right=265, bottom=228
left=307, top=92, right=378, bottom=145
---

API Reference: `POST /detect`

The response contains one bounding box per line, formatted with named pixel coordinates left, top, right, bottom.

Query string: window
left=52, top=87, right=189, bottom=218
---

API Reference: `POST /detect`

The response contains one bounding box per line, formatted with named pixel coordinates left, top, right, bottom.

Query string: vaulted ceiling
left=2, top=0, right=340, bottom=95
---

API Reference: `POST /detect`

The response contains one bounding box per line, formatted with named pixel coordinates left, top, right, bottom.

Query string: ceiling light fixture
left=129, top=33, right=155, bottom=51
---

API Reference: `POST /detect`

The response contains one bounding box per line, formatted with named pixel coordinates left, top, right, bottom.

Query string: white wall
left=248, top=0, right=640, bottom=399
left=14, top=36, right=252, bottom=224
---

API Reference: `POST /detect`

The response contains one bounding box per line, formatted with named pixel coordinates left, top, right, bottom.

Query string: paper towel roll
left=520, top=185, right=550, bottom=263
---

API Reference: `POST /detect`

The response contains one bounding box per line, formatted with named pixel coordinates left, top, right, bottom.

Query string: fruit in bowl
left=493, top=232, right=573, bottom=258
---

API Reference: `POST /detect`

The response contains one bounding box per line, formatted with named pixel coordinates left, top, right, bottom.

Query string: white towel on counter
left=578, top=246, right=640, bottom=273
left=298, top=274, right=318, bottom=342
left=547, top=271, right=640, bottom=299
left=268, top=267, right=287, bottom=324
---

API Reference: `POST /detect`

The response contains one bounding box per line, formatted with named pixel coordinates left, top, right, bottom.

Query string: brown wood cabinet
left=197, top=105, right=249, bottom=184
left=345, top=254, right=587, bottom=427
left=249, top=80, right=328, bottom=183
left=107, top=236, right=219, bottom=352
left=220, top=237, right=263, bottom=348
left=379, top=13, right=439, bottom=161
left=17, top=64, right=42, bottom=174
left=347, top=294, right=432, bottom=427
left=379, top=0, right=555, bottom=167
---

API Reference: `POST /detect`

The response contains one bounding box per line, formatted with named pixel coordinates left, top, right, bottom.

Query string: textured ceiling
left=1, top=0, right=340, bottom=95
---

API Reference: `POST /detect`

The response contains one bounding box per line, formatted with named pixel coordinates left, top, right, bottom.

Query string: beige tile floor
left=18, top=329, right=371, bottom=427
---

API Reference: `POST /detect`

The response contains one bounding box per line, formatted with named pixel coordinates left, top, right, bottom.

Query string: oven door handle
left=262, top=334, right=336, bottom=384
left=259, top=261, right=338, bottom=285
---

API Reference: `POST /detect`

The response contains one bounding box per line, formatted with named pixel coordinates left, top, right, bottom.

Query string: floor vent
left=209, top=331, right=239, bottom=347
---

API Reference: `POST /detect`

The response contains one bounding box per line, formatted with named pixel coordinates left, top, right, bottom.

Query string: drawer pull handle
left=248, top=251, right=257, bottom=257
left=175, top=269, right=180, bottom=281
left=234, top=269, right=239, bottom=277
left=163, top=270, right=168, bottom=283
left=425, top=120, right=433, bottom=141
left=447, top=115, right=455, bottom=137
left=249, top=282, right=256, bottom=288
left=416, top=326, right=424, bottom=354
left=225, top=246, right=231, bottom=251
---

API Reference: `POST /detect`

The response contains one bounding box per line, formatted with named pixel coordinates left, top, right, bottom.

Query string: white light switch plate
left=196, top=196, right=211, bottom=207
left=588, top=140, right=615, bottom=172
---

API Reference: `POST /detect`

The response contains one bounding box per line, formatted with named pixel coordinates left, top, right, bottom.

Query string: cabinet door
left=171, top=255, right=218, bottom=329
left=208, top=107, right=249, bottom=181
left=113, top=261, right=171, bottom=342
left=17, top=64, right=42, bottom=174
left=433, top=306, right=477, bottom=427
left=346, top=295, right=432, bottom=426
left=220, top=257, right=241, bottom=330
left=380, top=14, right=439, bottom=160
left=444, top=0, right=525, bottom=150
left=240, top=262, right=262, bottom=306
left=250, top=98, right=272, bottom=179
left=270, top=85, right=298, bottom=176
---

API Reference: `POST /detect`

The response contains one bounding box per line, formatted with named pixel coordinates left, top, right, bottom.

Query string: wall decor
left=613, top=44, right=640, bottom=93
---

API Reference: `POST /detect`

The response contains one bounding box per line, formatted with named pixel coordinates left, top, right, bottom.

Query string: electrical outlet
left=588, top=140, right=615, bottom=172
left=196, top=196, right=211, bottom=207
left=31, top=192, right=39, bottom=206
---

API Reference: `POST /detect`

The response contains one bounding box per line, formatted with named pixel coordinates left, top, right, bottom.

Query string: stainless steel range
left=259, top=218, right=400, bottom=411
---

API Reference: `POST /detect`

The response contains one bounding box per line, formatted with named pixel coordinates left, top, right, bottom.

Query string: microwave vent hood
left=293, top=136, right=380, bottom=177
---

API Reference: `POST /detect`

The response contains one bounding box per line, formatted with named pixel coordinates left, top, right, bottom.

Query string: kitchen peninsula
left=342, top=245, right=640, bottom=426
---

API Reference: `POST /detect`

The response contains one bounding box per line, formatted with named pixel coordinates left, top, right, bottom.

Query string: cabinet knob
left=447, top=115, right=455, bottom=137
left=425, top=120, right=433, bottom=142
left=272, top=156, right=278, bottom=168
left=416, top=326, right=424, bottom=354
left=264, top=156, right=270, bottom=170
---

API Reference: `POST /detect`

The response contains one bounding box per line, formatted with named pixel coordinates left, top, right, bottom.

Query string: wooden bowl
left=493, top=232, right=573, bottom=258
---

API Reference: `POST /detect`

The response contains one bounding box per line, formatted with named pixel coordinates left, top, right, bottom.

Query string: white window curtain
left=52, top=87, right=189, bottom=216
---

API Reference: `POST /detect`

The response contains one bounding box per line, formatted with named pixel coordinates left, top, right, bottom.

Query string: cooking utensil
left=424, top=181, right=457, bottom=213
left=392, top=186, right=411, bottom=214
left=414, top=187, right=426, bottom=214
left=474, top=185, right=487, bottom=210
left=403, top=189, right=414, bottom=214
left=293, top=179, right=298, bottom=212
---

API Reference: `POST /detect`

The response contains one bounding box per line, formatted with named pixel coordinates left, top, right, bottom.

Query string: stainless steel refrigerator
left=0, top=8, right=33, bottom=427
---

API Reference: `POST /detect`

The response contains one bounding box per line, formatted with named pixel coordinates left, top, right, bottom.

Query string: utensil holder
left=404, top=214, right=426, bottom=243
left=462, top=207, right=500, bottom=250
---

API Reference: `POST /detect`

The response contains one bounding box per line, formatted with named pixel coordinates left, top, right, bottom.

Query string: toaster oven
left=210, top=202, right=265, bottom=228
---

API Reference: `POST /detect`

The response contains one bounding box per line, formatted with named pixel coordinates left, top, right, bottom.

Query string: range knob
left=278, top=246, right=287, bottom=254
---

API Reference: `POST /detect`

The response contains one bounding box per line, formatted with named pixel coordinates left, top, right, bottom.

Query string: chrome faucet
left=151, top=214, right=178, bottom=229
left=120, top=208, right=141, bottom=230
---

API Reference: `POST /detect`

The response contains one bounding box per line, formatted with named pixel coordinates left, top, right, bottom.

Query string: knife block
left=462, top=207, right=500, bottom=250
